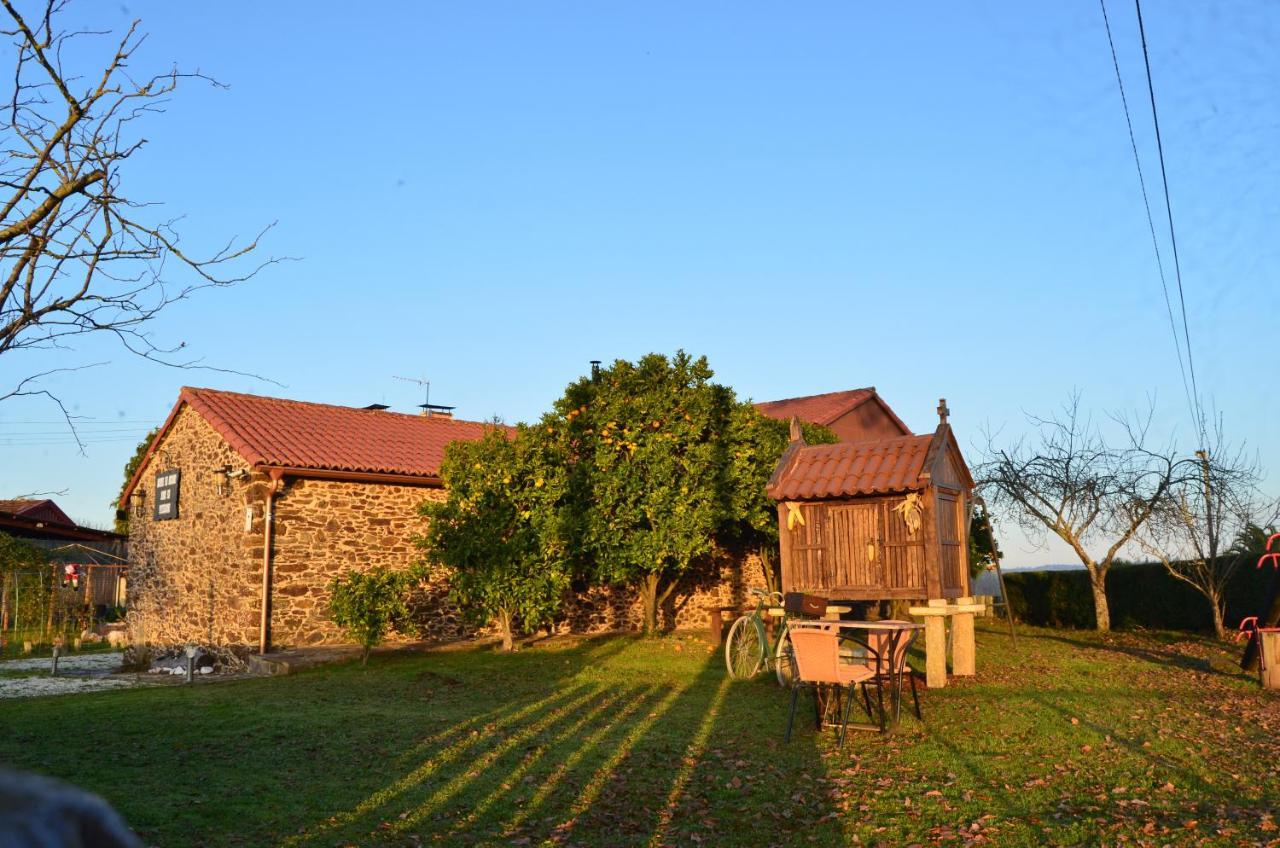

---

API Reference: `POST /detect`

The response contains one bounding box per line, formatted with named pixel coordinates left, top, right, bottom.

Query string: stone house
left=120, top=387, right=503, bottom=652
left=122, top=385, right=917, bottom=653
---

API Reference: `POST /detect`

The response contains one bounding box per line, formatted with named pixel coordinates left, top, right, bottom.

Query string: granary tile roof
left=766, top=434, right=936, bottom=500
left=120, top=387, right=508, bottom=506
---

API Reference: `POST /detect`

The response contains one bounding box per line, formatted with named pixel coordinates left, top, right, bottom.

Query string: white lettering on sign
left=153, top=468, right=181, bottom=521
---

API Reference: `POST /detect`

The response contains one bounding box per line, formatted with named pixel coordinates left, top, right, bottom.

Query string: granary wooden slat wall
left=779, top=494, right=945, bottom=600
left=829, top=502, right=880, bottom=590
left=770, top=406, right=975, bottom=603
left=882, top=498, right=926, bottom=593
left=936, top=490, right=966, bottom=594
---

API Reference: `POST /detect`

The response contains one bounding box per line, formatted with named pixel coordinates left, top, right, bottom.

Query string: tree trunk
left=1209, top=589, right=1227, bottom=641
left=360, top=644, right=371, bottom=666
left=497, top=609, right=514, bottom=652
left=1088, top=568, right=1111, bottom=632
left=639, top=573, right=681, bottom=634
left=640, top=574, right=659, bottom=635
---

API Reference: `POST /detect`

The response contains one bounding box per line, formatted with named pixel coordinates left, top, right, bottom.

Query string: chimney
left=363, top=403, right=390, bottom=411
left=419, top=403, right=456, bottom=419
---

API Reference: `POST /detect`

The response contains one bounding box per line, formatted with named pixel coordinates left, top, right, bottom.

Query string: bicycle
left=724, top=588, right=796, bottom=686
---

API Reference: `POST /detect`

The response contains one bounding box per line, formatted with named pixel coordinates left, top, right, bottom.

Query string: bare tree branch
left=0, top=1, right=284, bottom=429
left=977, top=392, right=1193, bottom=631
left=1138, top=419, right=1280, bottom=638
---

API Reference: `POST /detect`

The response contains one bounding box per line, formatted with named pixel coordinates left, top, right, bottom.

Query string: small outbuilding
left=767, top=399, right=980, bottom=688
left=767, top=400, right=974, bottom=602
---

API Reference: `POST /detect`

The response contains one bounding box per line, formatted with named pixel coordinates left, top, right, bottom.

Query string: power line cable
left=1098, top=0, right=1199, bottom=437
left=1133, top=0, right=1208, bottom=447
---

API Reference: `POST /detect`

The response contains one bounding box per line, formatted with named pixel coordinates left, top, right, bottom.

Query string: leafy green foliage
left=0, top=531, right=45, bottom=575
left=968, top=500, right=1002, bottom=578
left=421, top=351, right=836, bottom=636
left=113, top=427, right=157, bottom=533
left=420, top=427, right=570, bottom=651
left=327, top=567, right=412, bottom=664
left=554, top=352, right=733, bottom=632
left=723, top=403, right=836, bottom=552
left=0, top=532, right=49, bottom=644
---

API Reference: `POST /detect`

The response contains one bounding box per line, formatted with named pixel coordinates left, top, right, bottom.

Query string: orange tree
left=419, top=427, right=570, bottom=651
left=553, top=352, right=733, bottom=634
left=546, top=352, right=834, bottom=634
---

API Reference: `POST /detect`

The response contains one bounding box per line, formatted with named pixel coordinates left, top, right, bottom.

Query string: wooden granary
left=767, top=400, right=974, bottom=603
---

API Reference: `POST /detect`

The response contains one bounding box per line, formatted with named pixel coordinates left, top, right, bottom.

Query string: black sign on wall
left=154, top=469, right=181, bottom=520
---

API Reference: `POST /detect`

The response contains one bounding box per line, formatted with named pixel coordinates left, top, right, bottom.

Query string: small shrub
left=327, top=567, right=412, bottom=665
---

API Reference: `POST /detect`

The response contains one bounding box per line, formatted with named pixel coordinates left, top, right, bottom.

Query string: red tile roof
left=754, top=387, right=912, bottom=438
left=755, top=388, right=877, bottom=426
left=121, top=387, right=507, bottom=505
left=0, top=498, right=74, bottom=526
left=767, top=434, right=936, bottom=500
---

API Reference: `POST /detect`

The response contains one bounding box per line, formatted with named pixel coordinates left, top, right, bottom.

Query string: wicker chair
left=785, top=622, right=883, bottom=746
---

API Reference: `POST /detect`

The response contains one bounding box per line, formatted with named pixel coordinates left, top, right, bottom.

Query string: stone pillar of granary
left=951, top=596, right=976, bottom=677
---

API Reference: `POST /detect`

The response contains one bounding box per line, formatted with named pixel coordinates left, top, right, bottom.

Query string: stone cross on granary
left=937, top=398, right=949, bottom=425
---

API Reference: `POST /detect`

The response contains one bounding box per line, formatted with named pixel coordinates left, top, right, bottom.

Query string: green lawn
left=1, top=622, right=1278, bottom=847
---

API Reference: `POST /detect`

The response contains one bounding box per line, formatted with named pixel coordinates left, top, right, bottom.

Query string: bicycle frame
left=745, top=589, right=788, bottom=671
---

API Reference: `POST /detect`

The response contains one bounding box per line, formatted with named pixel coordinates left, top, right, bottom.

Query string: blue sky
left=1, top=2, right=1277, bottom=566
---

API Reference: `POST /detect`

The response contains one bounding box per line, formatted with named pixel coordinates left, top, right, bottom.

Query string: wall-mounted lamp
left=133, top=490, right=147, bottom=517
left=215, top=465, right=250, bottom=496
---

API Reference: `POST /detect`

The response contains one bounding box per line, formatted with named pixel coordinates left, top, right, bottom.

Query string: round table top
left=791, top=620, right=924, bottom=631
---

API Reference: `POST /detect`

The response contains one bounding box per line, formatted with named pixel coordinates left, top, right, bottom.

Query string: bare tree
left=0, top=0, right=275, bottom=436
left=1138, top=428, right=1280, bottom=639
left=979, top=393, right=1186, bottom=631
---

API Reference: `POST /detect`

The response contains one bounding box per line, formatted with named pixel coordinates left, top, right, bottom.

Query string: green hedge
left=1001, top=561, right=1280, bottom=632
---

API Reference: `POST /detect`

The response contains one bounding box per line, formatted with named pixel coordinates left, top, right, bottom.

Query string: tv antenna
left=394, top=375, right=430, bottom=408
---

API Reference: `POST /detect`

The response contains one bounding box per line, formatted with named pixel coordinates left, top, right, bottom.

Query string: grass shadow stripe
left=438, top=684, right=647, bottom=839
left=645, top=675, right=732, bottom=847
left=548, top=681, right=691, bottom=842
left=498, top=683, right=664, bottom=835
left=391, top=684, right=608, bottom=833
left=279, top=683, right=592, bottom=847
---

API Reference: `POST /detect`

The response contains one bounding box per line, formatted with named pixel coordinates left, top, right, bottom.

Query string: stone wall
left=127, top=407, right=777, bottom=652
left=267, top=478, right=454, bottom=644
left=126, top=408, right=463, bottom=651
left=553, top=554, right=769, bottom=634
left=126, top=407, right=260, bottom=649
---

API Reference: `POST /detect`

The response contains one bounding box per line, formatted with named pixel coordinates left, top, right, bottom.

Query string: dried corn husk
left=892, top=492, right=924, bottom=535
left=786, top=502, right=806, bottom=531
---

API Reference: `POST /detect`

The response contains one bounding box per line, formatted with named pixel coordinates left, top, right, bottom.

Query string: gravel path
left=1, top=651, right=123, bottom=673
left=0, top=651, right=148, bottom=700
